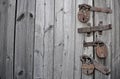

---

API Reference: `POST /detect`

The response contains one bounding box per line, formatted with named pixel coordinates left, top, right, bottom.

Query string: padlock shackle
left=80, top=55, right=93, bottom=64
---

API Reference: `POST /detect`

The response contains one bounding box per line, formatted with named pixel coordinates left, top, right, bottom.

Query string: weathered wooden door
left=34, top=0, right=120, bottom=79
left=0, top=0, right=120, bottom=79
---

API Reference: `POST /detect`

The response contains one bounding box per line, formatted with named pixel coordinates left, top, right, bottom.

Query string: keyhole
left=83, top=18, right=85, bottom=21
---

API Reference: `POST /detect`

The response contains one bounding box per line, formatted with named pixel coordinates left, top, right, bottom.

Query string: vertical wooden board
left=0, top=0, right=15, bottom=79
left=0, top=0, right=8, bottom=79
left=34, top=0, right=54, bottom=79
left=14, top=0, right=35, bottom=79
left=60, top=0, right=75, bottom=79
left=54, top=0, right=76, bottom=78
left=111, top=0, right=120, bottom=79
left=0, top=0, right=7, bottom=79
left=75, top=0, right=93, bottom=79
left=94, top=0, right=112, bottom=79
left=6, top=0, right=16, bottom=79
left=111, top=0, right=116, bottom=79
left=27, top=0, right=35, bottom=79
left=34, top=0, right=44, bottom=79
left=54, top=0, right=64, bottom=79
left=43, top=0, right=54, bottom=79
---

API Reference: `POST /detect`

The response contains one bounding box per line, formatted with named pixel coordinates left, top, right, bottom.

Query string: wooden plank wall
left=112, top=0, right=120, bottom=79
left=0, top=0, right=120, bottom=79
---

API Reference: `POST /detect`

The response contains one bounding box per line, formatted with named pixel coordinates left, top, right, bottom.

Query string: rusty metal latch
left=78, top=22, right=112, bottom=36
left=78, top=4, right=112, bottom=23
left=80, top=55, right=111, bottom=75
left=83, top=41, right=108, bottom=59
left=83, top=41, right=104, bottom=47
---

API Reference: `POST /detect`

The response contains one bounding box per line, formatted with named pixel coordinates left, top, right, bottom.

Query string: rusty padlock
left=78, top=4, right=112, bottom=23
left=80, top=55, right=95, bottom=75
left=80, top=55, right=111, bottom=75
left=78, top=4, right=91, bottom=23
left=96, top=43, right=108, bottom=59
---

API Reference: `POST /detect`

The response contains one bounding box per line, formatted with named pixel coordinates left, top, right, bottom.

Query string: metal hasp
left=78, top=22, right=112, bottom=36
left=83, top=41, right=108, bottom=58
left=80, top=55, right=111, bottom=75
left=78, top=4, right=112, bottom=23
left=83, top=41, right=104, bottom=47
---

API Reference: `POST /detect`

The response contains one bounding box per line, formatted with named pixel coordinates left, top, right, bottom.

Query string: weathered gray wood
left=0, top=0, right=15, bottom=79
left=34, top=0, right=54, bottom=79
left=34, top=0, right=44, bottom=79
left=54, top=0, right=76, bottom=79
left=0, top=0, right=119, bottom=79
left=14, top=0, right=35, bottom=79
left=75, top=0, right=93, bottom=79
left=54, top=0, right=75, bottom=79
left=0, top=1, right=8, bottom=79
left=6, top=0, right=16, bottom=79
left=94, top=0, right=112, bottom=79
left=61, top=0, right=75, bottom=79
left=54, top=0, right=64, bottom=79
left=111, top=0, right=120, bottom=79
left=43, top=0, right=54, bottom=79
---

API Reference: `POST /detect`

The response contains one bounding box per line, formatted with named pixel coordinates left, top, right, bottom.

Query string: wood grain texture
left=94, top=0, right=112, bottom=79
left=0, top=0, right=16, bottom=79
left=14, top=0, right=35, bottom=79
left=0, top=0, right=8, bottom=79
left=54, top=0, right=64, bottom=79
left=34, top=0, right=54, bottom=79
left=111, top=0, right=120, bottom=79
left=6, top=0, right=16, bottom=79
left=75, top=0, right=93, bottom=79
left=34, top=0, right=44, bottom=79
left=0, top=0, right=117, bottom=79
left=43, top=0, right=54, bottom=79
left=61, top=0, right=75, bottom=79
left=54, top=0, right=76, bottom=79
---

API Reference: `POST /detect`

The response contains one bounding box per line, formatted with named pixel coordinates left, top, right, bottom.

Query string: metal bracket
left=83, top=41, right=104, bottom=47
left=78, top=4, right=112, bottom=23
left=78, top=22, right=112, bottom=36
